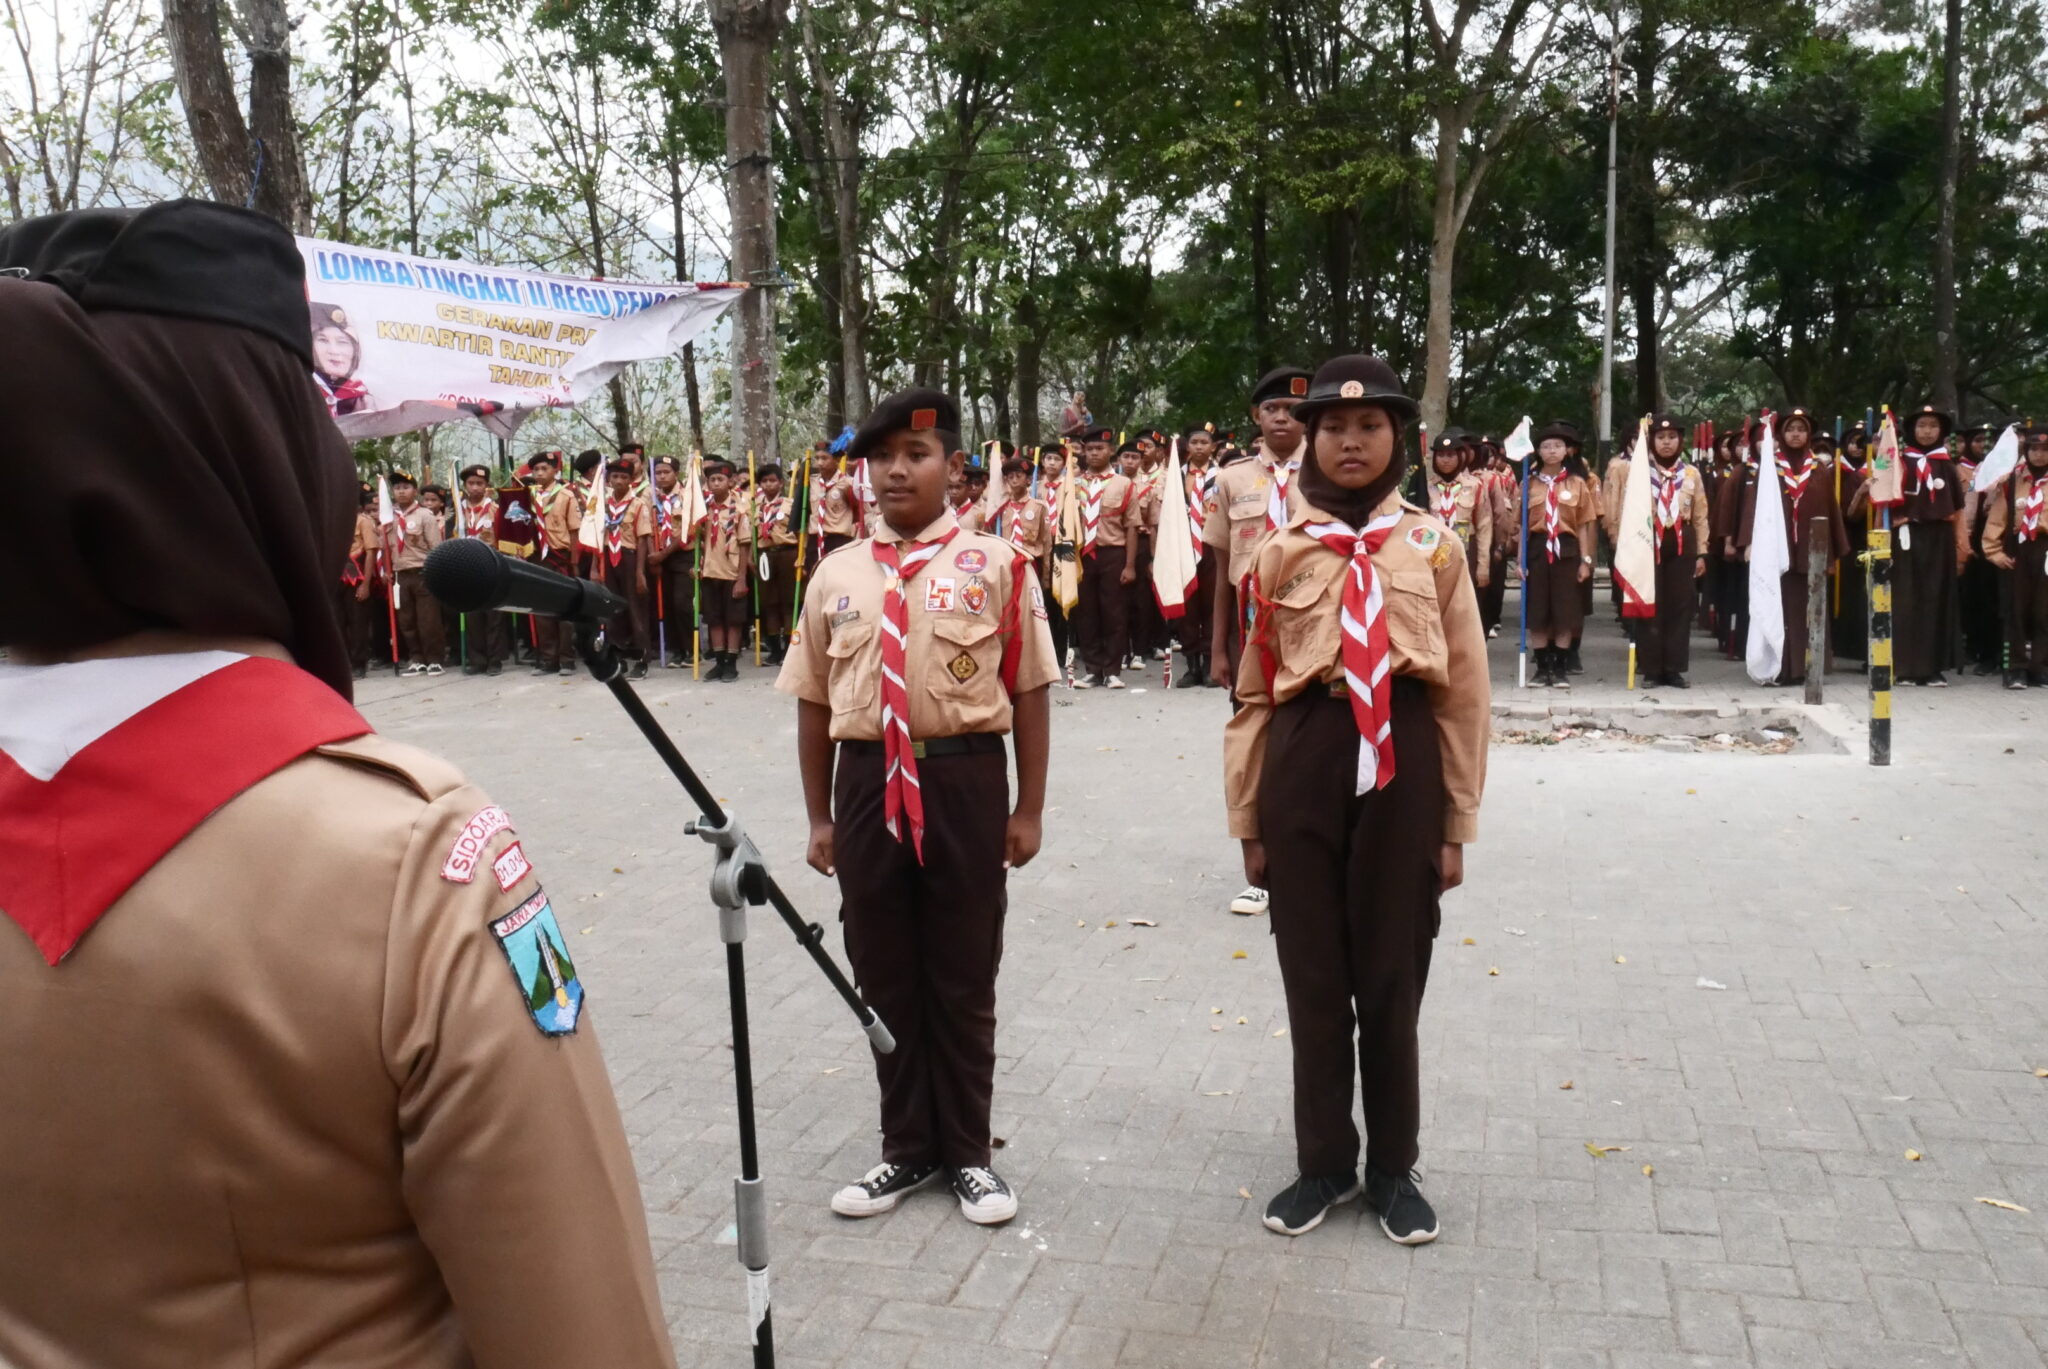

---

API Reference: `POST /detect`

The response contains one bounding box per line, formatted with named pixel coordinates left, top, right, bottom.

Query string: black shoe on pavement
left=1664, top=672, right=1690, bottom=689
left=1926, top=673, right=1950, bottom=687
left=830, top=1161, right=940, bottom=1218
left=486, top=663, right=502, bottom=676
left=463, top=665, right=483, bottom=676
left=1364, top=1165, right=1440, bottom=1246
left=1177, top=656, right=1205, bottom=687
left=629, top=659, right=649, bottom=680
left=532, top=664, right=552, bottom=677
left=2006, top=671, right=2027, bottom=690
left=1262, top=1171, right=1361, bottom=1237
left=559, top=664, right=578, bottom=678
left=351, top=664, right=367, bottom=680
left=949, top=1166, right=1019, bottom=1225
left=1566, top=646, right=1585, bottom=674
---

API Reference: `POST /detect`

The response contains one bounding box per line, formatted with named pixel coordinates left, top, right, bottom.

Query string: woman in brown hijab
left=0, top=201, right=676, bottom=1369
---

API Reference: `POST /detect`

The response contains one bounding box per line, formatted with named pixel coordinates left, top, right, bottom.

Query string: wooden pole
left=1805, top=517, right=1827, bottom=705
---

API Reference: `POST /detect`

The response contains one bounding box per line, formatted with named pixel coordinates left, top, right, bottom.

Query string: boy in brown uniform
left=1202, top=367, right=1313, bottom=691
left=1226, top=355, right=1488, bottom=1243
left=1983, top=422, right=2048, bottom=688
left=694, top=459, right=754, bottom=680
left=648, top=455, right=694, bottom=669
left=1737, top=409, right=1849, bottom=687
left=753, top=463, right=801, bottom=663
left=455, top=464, right=511, bottom=675
left=1891, top=404, right=1965, bottom=685
left=341, top=483, right=378, bottom=677
left=812, top=456, right=861, bottom=557
left=777, top=388, right=1055, bottom=1225
left=388, top=471, right=446, bottom=677
left=597, top=459, right=655, bottom=679
left=526, top=451, right=584, bottom=676
left=1071, top=425, right=1141, bottom=688
left=989, top=456, right=1053, bottom=559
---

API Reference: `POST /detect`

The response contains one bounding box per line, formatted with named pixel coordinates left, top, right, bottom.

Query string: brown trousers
left=335, top=581, right=371, bottom=671
left=656, top=550, right=694, bottom=662
left=760, top=545, right=800, bottom=634
left=1893, top=526, right=1958, bottom=679
left=1177, top=553, right=1217, bottom=656
left=1076, top=544, right=1130, bottom=677
left=463, top=608, right=510, bottom=670
left=1636, top=533, right=1698, bottom=679
left=1261, top=679, right=1442, bottom=1178
left=531, top=552, right=580, bottom=669
left=2003, top=540, right=2048, bottom=674
left=393, top=568, right=445, bottom=666
left=599, top=553, right=650, bottom=660
left=1524, top=534, right=1584, bottom=641
left=834, top=743, right=1009, bottom=1168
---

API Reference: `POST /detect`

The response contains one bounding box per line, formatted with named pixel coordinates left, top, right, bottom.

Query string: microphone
left=423, top=538, right=627, bottom=623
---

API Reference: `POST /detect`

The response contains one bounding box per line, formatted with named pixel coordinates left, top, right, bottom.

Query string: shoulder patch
left=490, top=889, right=584, bottom=1036
left=1406, top=525, right=1442, bottom=550
left=443, top=804, right=515, bottom=883
left=492, top=840, right=534, bottom=892
left=954, top=547, right=989, bottom=574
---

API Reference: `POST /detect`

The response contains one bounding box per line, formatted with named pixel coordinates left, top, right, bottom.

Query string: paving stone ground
left=359, top=604, right=2047, bottom=1369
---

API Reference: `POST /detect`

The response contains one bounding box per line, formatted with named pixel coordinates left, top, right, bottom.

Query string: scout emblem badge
left=490, top=889, right=584, bottom=1035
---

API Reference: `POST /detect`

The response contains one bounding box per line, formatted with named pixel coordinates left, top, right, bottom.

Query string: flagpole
left=1517, top=446, right=1532, bottom=690
left=749, top=448, right=762, bottom=666
left=792, top=449, right=812, bottom=621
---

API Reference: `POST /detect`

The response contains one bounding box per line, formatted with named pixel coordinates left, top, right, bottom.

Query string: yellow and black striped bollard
left=1864, top=524, right=1892, bottom=766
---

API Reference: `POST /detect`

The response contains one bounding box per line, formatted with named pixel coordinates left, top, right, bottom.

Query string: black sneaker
left=531, top=664, right=553, bottom=677
left=1664, top=672, right=1690, bottom=689
left=1261, top=1171, right=1360, bottom=1236
left=1364, top=1166, right=1440, bottom=1245
left=1926, top=673, right=1949, bottom=687
left=2006, top=671, right=2027, bottom=690
left=830, top=1161, right=940, bottom=1218
left=559, top=664, right=578, bottom=678
left=949, top=1165, right=1019, bottom=1225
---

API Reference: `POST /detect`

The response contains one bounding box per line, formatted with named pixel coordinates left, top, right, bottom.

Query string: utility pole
left=1931, top=0, right=1962, bottom=418
left=1597, top=0, right=1620, bottom=459
left=710, top=0, right=787, bottom=469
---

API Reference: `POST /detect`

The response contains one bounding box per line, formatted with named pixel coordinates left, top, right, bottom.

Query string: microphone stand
left=575, top=623, right=892, bottom=1369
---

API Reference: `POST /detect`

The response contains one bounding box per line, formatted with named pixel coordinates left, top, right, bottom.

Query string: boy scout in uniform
left=0, top=197, right=675, bottom=1369
left=753, top=462, right=801, bottom=663
left=1225, top=355, right=1488, bottom=1244
left=776, top=388, right=1056, bottom=1226
left=990, top=456, right=1054, bottom=559
left=526, top=451, right=584, bottom=676
left=1983, top=422, right=2048, bottom=688
left=597, top=459, right=655, bottom=679
left=1605, top=416, right=1711, bottom=687
left=648, top=455, right=694, bottom=669
left=387, top=471, right=446, bottom=677
left=812, top=456, right=862, bottom=558
left=1071, top=425, right=1141, bottom=688
left=455, top=464, right=511, bottom=675
left=694, top=459, right=754, bottom=681
left=1736, top=408, right=1848, bottom=687
left=342, top=483, right=378, bottom=677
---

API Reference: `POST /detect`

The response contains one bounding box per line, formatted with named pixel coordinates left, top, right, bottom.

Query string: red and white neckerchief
left=2019, top=472, right=2048, bottom=542
left=1302, top=510, right=1405, bottom=794
left=1903, top=445, right=1950, bottom=496
left=1653, top=462, right=1687, bottom=535
left=704, top=496, right=739, bottom=548
left=461, top=498, right=496, bottom=540
left=651, top=488, right=679, bottom=551
left=604, top=497, right=631, bottom=566
left=871, top=526, right=961, bottom=862
left=531, top=485, right=557, bottom=555
left=1186, top=474, right=1210, bottom=558
left=1082, top=476, right=1106, bottom=555
left=1779, top=457, right=1815, bottom=541
left=995, top=499, right=1033, bottom=551
left=0, top=653, right=370, bottom=964
left=759, top=494, right=790, bottom=544
left=1537, top=472, right=1564, bottom=562
left=1266, top=456, right=1300, bottom=532
left=1432, top=478, right=1461, bottom=526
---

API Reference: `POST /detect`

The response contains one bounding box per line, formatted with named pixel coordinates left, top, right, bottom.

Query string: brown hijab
left=0, top=220, right=357, bottom=697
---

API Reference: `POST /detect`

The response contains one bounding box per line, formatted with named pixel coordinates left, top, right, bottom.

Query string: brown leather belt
left=841, top=734, right=1005, bottom=760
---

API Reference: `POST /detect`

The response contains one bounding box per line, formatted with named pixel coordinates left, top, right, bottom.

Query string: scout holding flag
left=1974, top=422, right=2041, bottom=688
left=1736, top=408, right=1848, bottom=687
left=1886, top=404, right=1964, bottom=685
left=526, top=451, right=585, bottom=676
left=454, top=463, right=510, bottom=675
left=775, top=388, right=1056, bottom=1227
left=1224, top=355, right=1488, bottom=1244
left=752, top=462, right=801, bottom=664
left=1607, top=415, right=1710, bottom=688
left=1069, top=425, right=1140, bottom=690
left=1175, top=427, right=1223, bottom=686
left=1148, top=435, right=1202, bottom=687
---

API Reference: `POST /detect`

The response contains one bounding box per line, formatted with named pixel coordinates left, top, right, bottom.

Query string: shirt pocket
left=1381, top=566, right=1447, bottom=677
left=826, top=620, right=878, bottom=716
left=1269, top=565, right=1338, bottom=673
left=929, top=616, right=1002, bottom=700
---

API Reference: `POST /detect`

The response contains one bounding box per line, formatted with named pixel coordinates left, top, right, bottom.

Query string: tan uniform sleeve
left=1472, top=479, right=1493, bottom=569
left=1983, top=485, right=2009, bottom=549
left=1689, top=470, right=1711, bottom=554
left=1222, top=544, right=1278, bottom=840
left=1429, top=539, right=1490, bottom=845
left=1201, top=475, right=1230, bottom=552
left=384, top=786, right=675, bottom=1369
left=1004, top=555, right=1061, bottom=695
left=774, top=565, right=833, bottom=705
left=1600, top=461, right=1625, bottom=542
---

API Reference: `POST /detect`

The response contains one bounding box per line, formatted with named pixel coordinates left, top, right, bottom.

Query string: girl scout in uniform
left=1225, top=355, right=1489, bottom=1243
left=1516, top=421, right=1598, bottom=687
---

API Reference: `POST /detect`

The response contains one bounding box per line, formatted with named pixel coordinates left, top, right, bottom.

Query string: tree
left=160, top=0, right=309, bottom=228
left=709, top=0, right=786, bottom=466
left=1929, top=0, right=1960, bottom=416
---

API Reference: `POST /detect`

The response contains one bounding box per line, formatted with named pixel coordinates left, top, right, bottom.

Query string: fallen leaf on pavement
left=1504, top=927, right=1527, bottom=936
left=1130, top=918, right=1158, bottom=927
left=1905, top=1150, right=1922, bottom=1161
left=1559, top=1081, right=1574, bottom=1090
left=1211, top=1007, right=1222, bottom=1014
left=2034, top=1068, right=2047, bottom=1078
left=1236, top=1016, right=1248, bottom=1025
left=1211, top=1024, right=1222, bottom=1032
left=1461, top=937, right=1476, bottom=946
left=1685, top=788, right=1696, bottom=794
left=1232, top=950, right=1248, bottom=960
left=1203, top=1090, right=1233, bottom=1097
left=1104, top=920, right=1118, bottom=928
left=1273, top=1029, right=1287, bottom=1038
left=1976, top=1197, right=2028, bottom=1213
left=580, top=926, right=595, bottom=935
left=1696, top=977, right=1728, bottom=990
left=1488, top=967, right=1500, bottom=976
left=1586, top=1143, right=1631, bottom=1158
left=992, top=1137, right=1006, bottom=1148
left=822, top=1067, right=842, bottom=1075
left=1641, top=1165, right=1654, bottom=1177
left=1076, top=920, right=1086, bottom=927
left=1238, top=1187, right=1253, bottom=1200
left=1614, top=955, right=1627, bottom=965
left=612, top=866, right=623, bottom=874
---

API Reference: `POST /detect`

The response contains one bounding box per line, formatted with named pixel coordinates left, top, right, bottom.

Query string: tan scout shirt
left=1201, top=446, right=1308, bottom=584
left=754, top=493, right=800, bottom=548
left=1985, top=467, right=2048, bottom=554
left=390, top=501, right=442, bottom=572
left=602, top=494, right=656, bottom=554
left=349, top=511, right=379, bottom=580
left=1425, top=472, right=1493, bottom=565
left=1224, top=495, right=1490, bottom=845
left=776, top=511, right=1060, bottom=741
left=812, top=467, right=859, bottom=537
left=1522, top=470, right=1599, bottom=550
left=1078, top=471, right=1141, bottom=550
left=989, top=497, right=1053, bottom=559
left=696, top=495, right=753, bottom=580
left=531, top=480, right=583, bottom=559
left=0, top=733, right=674, bottom=1369
left=1599, top=459, right=1712, bottom=552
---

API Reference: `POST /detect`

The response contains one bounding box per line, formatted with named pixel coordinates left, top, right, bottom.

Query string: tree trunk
left=242, top=0, right=308, bottom=229
left=711, top=0, right=786, bottom=467
left=666, top=159, right=706, bottom=452
left=1420, top=101, right=1466, bottom=435
left=161, top=0, right=306, bottom=229
left=1015, top=293, right=1045, bottom=448
left=1931, top=0, right=1962, bottom=417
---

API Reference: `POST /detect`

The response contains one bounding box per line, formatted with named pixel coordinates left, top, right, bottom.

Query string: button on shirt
left=775, top=511, right=1061, bottom=741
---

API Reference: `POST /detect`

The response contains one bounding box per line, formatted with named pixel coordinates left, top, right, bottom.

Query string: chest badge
left=961, top=576, right=989, bottom=615
left=490, top=889, right=583, bottom=1036
left=953, top=548, right=988, bottom=573
left=948, top=650, right=979, bottom=682
left=1407, top=526, right=1441, bottom=550
left=925, top=577, right=956, bottom=612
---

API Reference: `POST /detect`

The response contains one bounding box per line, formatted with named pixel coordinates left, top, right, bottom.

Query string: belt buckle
left=912, top=739, right=927, bottom=759
left=1328, top=679, right=1350, bottom=698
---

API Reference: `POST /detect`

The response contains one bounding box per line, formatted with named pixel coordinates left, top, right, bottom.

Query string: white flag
left=1972, top=423, right=2022, bottom=494
left=1151, top=438, right=1200, bottom=618
left=1746, top=415, right=1789, bottom=684
left=1503, top=416, right=1535, bottom=468
left=1611, top=416, right=1658, bottom=619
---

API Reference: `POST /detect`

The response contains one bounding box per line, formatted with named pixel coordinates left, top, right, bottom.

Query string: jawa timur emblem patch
left=490, top=889, right=584, bottom=1036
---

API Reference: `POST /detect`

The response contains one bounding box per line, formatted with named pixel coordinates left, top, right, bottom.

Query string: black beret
left=1431, top=427, right=1469, bottom=451
left=1904, top=405, right=1953, bottom=442
left=529, top=450, right=561, bottom=468
left=850, top=387, right=959, bottom=462
left=1650, top=414, right=1682, bottom=435
left=0, top=198, right=313, bottom=365
left=1250, top=366, right=1312, bottom=406
left=1534, top=420, right=1582, bottom=448
left=1080, top=424, right=1117, bottom=444
left=1780, top=407, right=1817, bottom=428
left=389, top=469, right=419, bottom=486
left=1291, top=355, right=1419, bottom=425
left=458, top=464, right=490, bottom=481
left=652, top=454, right=680, bottom=470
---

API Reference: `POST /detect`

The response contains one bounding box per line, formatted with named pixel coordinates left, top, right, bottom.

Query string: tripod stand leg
left=728, top=940, right=774, bottom=1366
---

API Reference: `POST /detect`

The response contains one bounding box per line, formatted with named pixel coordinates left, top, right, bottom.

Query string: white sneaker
left=1071, top=675, right=1094, bottom=689
left=950, top=1166, right=1018, bottom=1225
left=831, top=1161, right=940, bottom=1218
left=1230, top=885, right=1269, bottom=916
left=424, top=663, right=445, bottom=676
left=400, top=662, right=426, bottom=677
left=1106, top=675, right=1126, bottom=690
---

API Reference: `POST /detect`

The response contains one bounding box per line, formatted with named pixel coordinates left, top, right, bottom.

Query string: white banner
left=298, top=237, right=745, bottom=439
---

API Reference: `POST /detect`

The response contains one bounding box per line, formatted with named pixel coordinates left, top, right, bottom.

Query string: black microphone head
left=423, top=537, right=508, bottom=613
